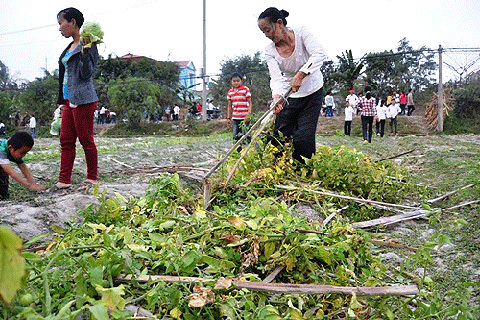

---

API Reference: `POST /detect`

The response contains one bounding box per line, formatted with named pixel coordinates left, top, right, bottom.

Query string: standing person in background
left=54, top=7, right=99, bottom=191
left=258, top=7, right=327, bottom=162
left=324, top=91, right=335, bottom=117
left=173, top=104, right=180, bottom=121
left=99, top=105, right=107, bottom=124
left=399, top=91, right=407, bottom=115
left=407, top=88, right=415, bottom=116
left=28, top=113, right=36, bottom=139
left=346, top=90, right=358, bottom=114
left=387, top=99, right=401, bottom=136
left=344, top=102, right=354, bottom=136
left=376, top=99, right=388, bottom=137
left=355, top=86, right=377, bottom=144
left=386, top=93, right=393, bottom=106
left=227, top=73, right=252, bottom=147
left=0, top=120, right=6, bottom=137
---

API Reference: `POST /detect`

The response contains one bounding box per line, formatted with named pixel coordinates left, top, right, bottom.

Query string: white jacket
left=265, top=26, right=327, bottom=98
left=387, top=104, right=401, bottom=118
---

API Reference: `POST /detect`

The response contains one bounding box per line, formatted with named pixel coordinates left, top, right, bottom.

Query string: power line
left=0, top=24, right=56, bottom=36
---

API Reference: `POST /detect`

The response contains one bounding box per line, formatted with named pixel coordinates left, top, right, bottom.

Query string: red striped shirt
left=227, top=85, right=251, bottom=119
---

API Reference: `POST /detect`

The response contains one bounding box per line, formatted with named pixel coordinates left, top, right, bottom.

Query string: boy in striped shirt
left=227, top=73, right=252, bottom=146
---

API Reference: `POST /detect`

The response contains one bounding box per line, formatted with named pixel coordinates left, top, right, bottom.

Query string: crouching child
left=0, top=132, right=45, bottom=199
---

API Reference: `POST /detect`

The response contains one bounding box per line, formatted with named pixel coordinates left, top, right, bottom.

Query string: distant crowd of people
left=95, top=106, right=116, bottom=124
left=343, top=87, right=415, bottom=143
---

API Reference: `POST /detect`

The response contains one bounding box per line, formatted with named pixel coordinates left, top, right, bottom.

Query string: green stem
left=183, top=226, right=228, bottom=242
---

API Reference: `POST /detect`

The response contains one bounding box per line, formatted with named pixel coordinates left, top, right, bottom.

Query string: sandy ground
left=0, top=135, right=231, bottom=240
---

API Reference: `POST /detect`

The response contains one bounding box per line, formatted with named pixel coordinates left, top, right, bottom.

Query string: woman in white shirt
left=376, top=99, right=388, bottom=137
left=258, top=7, right=327, bottom=163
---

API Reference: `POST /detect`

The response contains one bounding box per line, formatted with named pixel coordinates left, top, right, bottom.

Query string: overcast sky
left=1, top=0, right=480, bottom=84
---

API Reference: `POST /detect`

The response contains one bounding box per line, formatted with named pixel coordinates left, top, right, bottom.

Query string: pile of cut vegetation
left=2, top=144, right=476, bottom=319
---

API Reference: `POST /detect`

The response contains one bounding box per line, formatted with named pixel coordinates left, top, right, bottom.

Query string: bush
left=453, top=80, right=480, bottom=119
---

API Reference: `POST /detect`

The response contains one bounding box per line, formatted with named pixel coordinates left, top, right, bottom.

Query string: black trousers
left=361, top=115, right=374, bottom=143
left=344, top=121, right=352, bottom=136
left=379, top=119, right=386, bottom=137
left=0, top=166, right=9, bottom=200
left=407, top=105, right=415, bottom=116
left=273, top=88, right=323, bottom=162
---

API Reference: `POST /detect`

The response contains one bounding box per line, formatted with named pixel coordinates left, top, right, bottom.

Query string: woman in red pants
left=54, top=7, right=99, bottom=191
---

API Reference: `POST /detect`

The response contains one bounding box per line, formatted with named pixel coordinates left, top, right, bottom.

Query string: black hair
left=8, top=132, right=34, bottom=150
left=258, top=7, right=289, bottom=26
left=364, top=85, right=372, bottom=99
left=57, top=7, right=84, bottom=28
left=230, top=72, right=243, bottom=81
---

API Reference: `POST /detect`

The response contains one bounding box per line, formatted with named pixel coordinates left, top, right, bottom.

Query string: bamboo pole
left=275, top=185, right=418, bottom=210
left=203, top=88, right=292, bottom=181
left=117, top=274, right=419, bottom=297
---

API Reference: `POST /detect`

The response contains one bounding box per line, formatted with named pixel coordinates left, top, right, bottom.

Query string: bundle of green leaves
left=80, top=21, right=104, bottom=49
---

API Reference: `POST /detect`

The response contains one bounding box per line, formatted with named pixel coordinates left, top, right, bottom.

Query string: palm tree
left=334, top=50, right=364, bottom=92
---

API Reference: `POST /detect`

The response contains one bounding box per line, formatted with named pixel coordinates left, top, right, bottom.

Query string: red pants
left=59, top=100, right=98, bottom=184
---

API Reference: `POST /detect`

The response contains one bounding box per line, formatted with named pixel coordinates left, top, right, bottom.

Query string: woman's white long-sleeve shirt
left=264, top=26, right=327, bottom=99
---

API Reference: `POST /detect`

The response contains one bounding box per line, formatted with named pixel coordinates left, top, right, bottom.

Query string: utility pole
left=202, top=0, right=207, bottom=121
left=437, top=45, right=444, bottom=132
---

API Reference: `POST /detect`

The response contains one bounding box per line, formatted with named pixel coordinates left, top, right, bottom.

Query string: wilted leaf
left=227, top=215, right=244, bottom=229
left=170, top=307, right=182, bottom=319
left=126, top=243, right=149, bottom=252
left=187, top=286, right=215, bottom=307
left=214, top=277, right=232, bottom=290
left=0, top=226, right=25, bottom=305
left=95, top=284, right=126, bottom=311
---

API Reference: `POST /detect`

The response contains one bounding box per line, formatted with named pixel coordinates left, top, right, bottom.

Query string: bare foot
left=55, top=182, right=72, bottom=189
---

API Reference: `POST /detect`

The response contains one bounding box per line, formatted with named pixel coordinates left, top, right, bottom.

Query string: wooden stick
left=108, top=157, right=134, bottom=169
left=263, top=266, right=285, bottom=283
left=225, top=112, right=274, bottom=185
left=275, top=185, right=418, bottom=210
left=203, top=88, right=292, bottom=181
left=445, top=199, right=480, bottom=211
left=427, top=183, right=476, bottom=204
left=376, top=149, right=417, bottom=162
left=117, top=274, right=418, bottom=297
left=370, top=239, right=417, bottom=252
left=352, top=209, right=429, bottom=229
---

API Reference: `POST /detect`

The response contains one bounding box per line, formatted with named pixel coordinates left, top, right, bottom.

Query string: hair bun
left=280, top=9, right=289, bottom=18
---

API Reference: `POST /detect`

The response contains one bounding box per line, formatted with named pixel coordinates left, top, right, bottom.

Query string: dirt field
left=1, top=114, right=479, bottom=306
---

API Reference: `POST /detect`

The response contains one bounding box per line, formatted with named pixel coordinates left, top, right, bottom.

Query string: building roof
left=120, top=53, right=145, bottom=61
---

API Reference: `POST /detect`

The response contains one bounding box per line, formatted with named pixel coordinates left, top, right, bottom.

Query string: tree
left=332, top=50, right=364, bottom=94
left=17, top=70, right=58, bottom=126
left=209, top=52, right=271, bottom=112
left=0, top=60, right=10, bottom=90
left=0, top=92, right=13, bottom=124
left=453, top=79, right=480, bottom=119
left=107, top=77, right=161, bottom=125
left=321, top=60, right=339, bottom=95
left=95, top=55, right=180, bottom=113
left=363, top=38, right=437, bottom=97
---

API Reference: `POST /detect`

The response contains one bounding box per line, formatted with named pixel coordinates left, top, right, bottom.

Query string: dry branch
left=262, top=266, right=285, bottom=283
left=352, top=209, right=429, bottom=229
left=275, top=185, right=418, bottom=210
left=370, top=239, right=417, bottom=252
left=445, top=199, right=480, bottom=211
left=427, top=183, right=476, bottom=204
left=376, top=149, right=417, bottom=162
left=117, top=274, right=418, bottom=297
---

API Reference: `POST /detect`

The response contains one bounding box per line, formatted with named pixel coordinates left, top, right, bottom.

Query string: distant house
left=119, top=53, right=197, bottom=92
left=176, top=61, right=197, bottom=91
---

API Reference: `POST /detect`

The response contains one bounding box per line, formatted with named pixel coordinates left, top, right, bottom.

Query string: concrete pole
left=202, top=0, right=207, bottom=121
left=437, top=45, right=444, bottom=132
